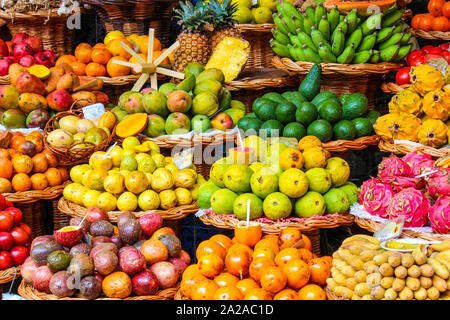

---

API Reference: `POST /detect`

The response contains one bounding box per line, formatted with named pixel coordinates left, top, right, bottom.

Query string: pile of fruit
left=358, top=151, right=449, bottom=234
left=199, top=135, right=359, bottom=221
left=271, top=2, right=411, bottom=64
left=374, top=63, right=450, bottom=148
left=180, top=225, right=332, bottom=300
left=0, top=33, right=57, bottom=76
left=238, top=64, right=379, bottom=142
left=230, top=0, right=277, bottom=24
left=56, top=31, right=170, bottom=78
left=411, top=0, right=450, bottom=32
left=327, top=235, right=450, bottom=300
left=113, top=64, right=246, bottom=139
left=0, top=131, right=69, bottom=193
left=21, top=208, right=190, bottom=299
left=45, top=110, right=116, bottom=151
left=0, top=195, right=32, bottom=270
left=63, top=138, right=204, bottom=212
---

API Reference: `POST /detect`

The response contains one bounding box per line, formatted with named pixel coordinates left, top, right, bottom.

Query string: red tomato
left=9, top=246, right=28, bottom=266
left=407, top=50, right=425, bottom=66
left=0, top=195, right=5, bottom=211
left=4, top=207, right=22, bottom=225
left=439, top=43, right=450, bottom=51
left=429, top=47, right=443, bottom=55
left=18, top=223, right=32, bottom=237
left=395, top=67, right=411, bottom=85
left=0, top=211, right=14, bottom=232
left=0, top=251, right=13, bottom=269
left=0, top=232, right=13, bottom=251
left=10, top=226, right=30, bottom=246
left=424, top=53, right=445, bottom=63
left=422, top=45, right=436, bottom=54
left=5, top=200, right=12, bottom=207
left=442, top=51, right=450, bottom=63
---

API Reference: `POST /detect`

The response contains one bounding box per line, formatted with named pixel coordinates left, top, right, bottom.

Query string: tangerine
left=260, top=266, right=287, bottom=294
left=0, top=158, right=13, bottom=179
left=191, top=279, right=219, bottom=300
left=91, top=47, right=112, bottom=65
left=419, top=14, right=435, bottom=31
left=102, top=271, right=132, bottom=299
left=279, top=227, right=302, bottom=249
left=45, top=167, right=62, bottom=187
left=180, top=273, right=208, bottom=299
left=320, top=256, right=333, bottom=266
left=234, top=221, right=262, bottom=247
left=196, top=239, right=227, bottom=260
left=252, top=246, right=276, bottom=260
left=273, top=288, right=299, bottom=300
left=25, top=135, right=43, bottom=153
left=106, top=38, right=133, bottom=59
left=301, top=234, right=312, bottom=251
left=93, top=43, right=107, bottom=49
left=75, top=47, right=92, bottom=63
left=275, top=248, right=300, bottom=268
left=297, top=284, right=326, bottom=300
left=431, top=16, right=450, bottom=31
left=0, top=177, right=12, bottom=193
left=214, top=286, right=244, bottom=300
left=283, top=259, right=311, bottom=290
left=11, top=135, right=26, bottom=150
left=210, top=234, right=233, bottom=251
left=0, top=149, right=10, bottom=159
left=30, top=173, right=48, bottom=190
left=249, top=257, right=276, bottom=282
left=228, top=243, right=253, bottom=257
left=75, top=43, right=92, bottom=51
left=235, top=278, right=260, bottom=296
left=243, top=288, right=272, bottom=300
left=106, top=56, right=131, bottom=77
left=411, top=14, right=423, bottom=30
left=428, top=0, right=445, bottom=16
left=31, top=153, right=48, bottom=173
left=11, top=173, right=32, bottom=192
left=309, top=258, right=331, bottom=286
left=57, top=166, right=69, bottom=182
left=182, top=264, right=202, bottom=281
left=152, top=50, right=170, bottom=65
left=12, top=154, right=33, bottom=174
left=56, top=55, right=77, bottom=66
left=69, top=61, right=87, bottom=76
left=443, top=1, right=450, bottom=18
left=85, top=62, right=107, bottom=77
left=214, top=272, right=240, bottom=287
left=197, top=253, right=224, bottom=278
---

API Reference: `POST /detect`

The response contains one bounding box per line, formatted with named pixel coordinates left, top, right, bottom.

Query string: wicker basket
left=3, top=181, right=69, bottom=205
left=0, top=266, right=20, bottom=284
left=322, top=135, right=380, bottom=153
left=378, top=139, right=450, bottom=159
left=52, top=197, right=71, bottom=231
left=58, top=196, right=198, bottom=222
left=380, top=82, right=409, bottom=94
left=236, top=24, right=276, bottom=70
left=18, top=280, right=179, bottom=300
left=15, top=201, right=46, bottom=238
left=43, top=104, right=116, bottom=166
left=0, top=9, right=75, bottom=55
left=410, top=28, right=450, bottom=41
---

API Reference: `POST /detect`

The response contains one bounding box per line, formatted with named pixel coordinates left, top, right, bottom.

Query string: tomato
left=424, top=53, right=445, bottom=63
left=0, top=211, right=14, bottom=232
left=442, top=51, right=450, bottom=64
left=396, top=67, right=411, bottom=85
left=9, top=246, right=28, bottom=266
left=10, top=226, right=30, bottom=246
left=4, top=207, right=22, bottom=225
left=18, top=223, right=32, bottom=237
left=439, top=43, right=450, bottom=51
left=0, top=195, right=5, bottom=211
left=422, top=45, right=436, bottom=54
left=407, top=50, right=424, bottom=66
left=0, top=251, right=13, bottom=269
left=0, top=232, right=13, bottom=251
left=429, top=47, right=443, bottom=55
left=5, top=200, right=12, bottom=208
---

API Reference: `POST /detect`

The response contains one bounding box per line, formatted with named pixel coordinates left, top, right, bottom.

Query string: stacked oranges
left=412, top=0, right=450, bottom=32
left=180, top=223, right=332, bottom=300
left=0, top=131, right=69, bottom=193
left=56, top=30, right=171, bottom=78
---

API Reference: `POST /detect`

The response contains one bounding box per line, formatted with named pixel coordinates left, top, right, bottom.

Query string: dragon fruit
left=378, top=155, right=412, bottom=184
left=360, top=180, right=395, bottom=218
left=358, top=177, right=380, bottom=204
left=402, top=151, right=434, bottom=176
left=387, top=187, right=430, bottom=227
left=429, top=196, right=450, bottom=234
left=426, top=167, right=450, bottom=199
left=391, top=175, right=425, bottom=193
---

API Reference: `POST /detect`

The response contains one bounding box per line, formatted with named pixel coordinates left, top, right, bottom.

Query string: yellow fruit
left=104, top=173, right=125, bottom=194
left=159, top=189, right=177, bottom=209
left=302, top=146, right=328, bottom=169
left=138, top=190, right=160, bottom=210
left=97, top=192, right=117, bottom=212
left=122, top=137, right=141, bottom=151
left=418, top=119, right=448, bottom=148
left=298, top=136, right=322, bottom=152
left=174, top=169, right=197, bottom=189
left=70, top=164, right=92, bottom=184
left=175, top=187, right=193, bottom=206
left=279, top=148, right=304, bottom=170
left=373, top=112, right=421, bottom=143
left=104, top=30, right=126, bottom=45
left=151, top=168, right=174, bottom=192
left=125, top=171, right=149, bottom=194
left=82, top=189, right=102, bottom=208
left=116, top=191, right=138, bottom=211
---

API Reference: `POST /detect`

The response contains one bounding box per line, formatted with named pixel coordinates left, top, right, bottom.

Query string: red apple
left=10, top=226, right=30, bottom=246
left=11, top=33, right=29, bottom=45
left=86, top=207, right=109, bottom=223
left=131, top=269, right=159, bottom=296
left=4, top=207, right=23, bottom=225
left=149, top=261, right=179, bottom=289
left=0, top=250, right=14, bottom=269
left=9, top=245, right=28, bottom=265
left=0, top=232, right=13, bottom=251
left=138, top=213, right=163, bottom=237
left=23, top=36, right=43, bottom=54
left=0, top=211, right=14, bottom=232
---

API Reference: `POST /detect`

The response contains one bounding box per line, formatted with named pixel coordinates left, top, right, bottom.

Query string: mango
left=0, top=85, right=19, bottom=109
left=98, top=111, right=117, bottom=130
left=15, top=72, right=46, bottom=95
left=18, top=93, right=47, bottom=114
left=46, top=129, right=74, bottom=148
left=71, top=91, right=97, bottom=108
left=44, top=66, right=66, bottom=94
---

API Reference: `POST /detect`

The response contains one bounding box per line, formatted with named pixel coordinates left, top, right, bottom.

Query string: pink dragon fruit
left=402, top=151, right=434, bottom=176
left=391, top=175, right=426, bottom=193
left=426, top=168, right=450, bottom=200
left=358, top=177, right=380, bottom=204
left=360, top=180, right=395, bottom=218
left=387, top=187, right=430, bottom=227
left=378, top=155, right=412, bottom=184
left=429, top=196, right=450, bottom=234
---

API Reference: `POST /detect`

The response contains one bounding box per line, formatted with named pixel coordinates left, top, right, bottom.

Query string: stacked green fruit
left=238, top=64, right=380, bottom=142
left=271, top=2, right=411, bottom=64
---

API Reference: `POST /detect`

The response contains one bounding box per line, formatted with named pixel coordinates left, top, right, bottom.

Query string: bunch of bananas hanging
left=270, top=2, right=412, bottom=64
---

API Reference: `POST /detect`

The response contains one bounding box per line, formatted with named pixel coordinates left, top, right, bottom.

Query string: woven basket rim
left=3, top=181, right=70, bottom=204
left=139, top=131, right=238, bottom=148
left=380, top=82, right=409, bottom=94
left=18, top=279, right=179, bottom=300
left=410, top=28, right=450, bottom=41
left=236, top=23, right=275, bottom=32
left=58, top=196, right=199, bottom=221
left=0, top=8, right=73, bottom=20
left=0, top=266, right=20, bottom=284
left=378, top=138, right=450, bottom=158
left=321, top=135, right=380, bottom=153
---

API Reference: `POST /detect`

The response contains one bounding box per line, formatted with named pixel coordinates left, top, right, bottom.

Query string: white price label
left=82, top=103, right=105, bottom=121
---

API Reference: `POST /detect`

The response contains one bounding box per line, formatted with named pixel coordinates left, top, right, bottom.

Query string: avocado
left=318, top=100, right=343, bottom=124
left=295, top=102, right=318, bottom=126
left=246, top=112, right=258, bottom=118
left=299, top=64, right=322, bottom=101
left=261, top=119, right=284, bottom=137
left=352, top=117, right=374, bottom=138
left=342, top=93, right=369, bottom=120
left=47, top=250, right=72, bottom=272
left=261, top=92, right=288, bottom=104
left=275, top=101, right=296, bottom=124
left=307, top=119, right=333, bottom=142
left=281, top=91, right=308, bottom=105
left=339, top=93, right=352, bottom=106
left=366, top=110, right=381, bottom=124
left=311, top=91, right=339, bottom=109
left=333, top=120, right=357, bottom=140
left=283, top=122, right=306, bottom=140
left=253, top=98, right=277, bottom=121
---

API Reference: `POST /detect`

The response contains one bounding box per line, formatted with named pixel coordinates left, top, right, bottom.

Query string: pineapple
left=208, top=0, right=242, bottom=51
left=173, top=1, right=212, bottom=73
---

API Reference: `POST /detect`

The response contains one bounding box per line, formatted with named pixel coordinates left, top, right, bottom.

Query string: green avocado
left=333, top=120, right=357, bottom=140
left=342, top=93, right=369, bottom=120
left=307, top=119, right=333, bottom=142
left=275, top=101, right=297, bottom=124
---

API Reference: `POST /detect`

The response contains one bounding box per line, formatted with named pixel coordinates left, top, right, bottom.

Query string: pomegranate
left=34, top=52, right=53, bottom=68
left=19, top=55, right=36, bottom=68
left=0, top=59, right=11, bottom=76
left=13, top=42, right=33, bottom=60
left=11, top=33, right=29, bottom=45
left=0, top=39, right=8, bottom=57
left=23, top=36, right=43, bottom=54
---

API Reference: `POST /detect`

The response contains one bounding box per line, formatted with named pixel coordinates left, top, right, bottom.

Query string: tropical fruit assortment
left=113, top=64, right=246, bottom=138
left=22, top=208, right=190, bottom=299
left=180, top=225, right=332, bottom=300
left=230, top=0, right=278, bottom=24
left=358, top=151, right=450, bottom=234
left=0, top=194, right=32, bottom=270
left=374, top=63, right=450, bottom=148
left=238, top=64, right=379, bottom=142
left=271, top=2, right=412, bottom=64
left=63, top=138, right=205, bottom=212
left=327, top=235, right=450, bottom=300
left=0, top=33, right=57, bottom=76
left=199, top=134, right=358, bottom=221
left=45, top=111, right=116, bottom=151
left=0, top=60, right=107, bottom=130
left=411, top=0, right=450, bottom=32
left=0, top=131, right=69, bottom=192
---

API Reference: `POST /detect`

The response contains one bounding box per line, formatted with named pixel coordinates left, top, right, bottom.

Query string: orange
left=69, top=61, right=87, bottom=76
left=411, top=14, right=424, bottom=30
left=91, top=47, right=112, bottom=65
left=428, top=0, right=445, bottom=16
left=12, top=154, right=33, bottom=174
left=0, top=177, right=12, bottom=193
left=431, top=16, right=450, bottom=31
left=254, top=238, right=279, bottom=255
left=280, top=148, right=304, bottom=170
left=214, top=272, right=240, bottom=288
left=106, top=56, right=131, bottom=77
left=309, top=258, right=331, bottom=286
left=197, top=253, right=224, bottom=278
left=152, top=50, right=170, bottom=65
left=161, top=48, right=174, bottom=65
left=228, top=243, right=253, bottom=257
left=249, top=257, right=276, bottom=282
left=11, top=173, right=32, bottom=192
left=283, top=259, right=311, bottom=290
left=297, top=284, right=326, bottom=300
left=252, top=246, right=275, bottom=261
left=151, top=227, right=175, bottom=239
left=443, top=2, right=450, bottom=18
left=30, top=173, right=48, bottom=190
left=243, top=288, right=272, bottom=300
left=106, top=38, right=133, bottom=59
left=85, top=62, right=106, bottom=77
left=75, top=47, right=92, bottom=63
left=57, top=166, right=69, bottom=182
left=93, top=43, right=107, bottom=49
left=56, top=55, right=77, bottom=66
left=75, top=43, right=92, bottom=51
left=225, top=248, right=251, bottom=278
left=320, top=255, right=333, bottom=266
left=31, top=153, right=48, bottom=173
left=0, top=149, right=10, bottom=160
left=42, top=149, right=58, bottom=168
left=260, top=266, right=287, bottom=294
left=235, top=278, right=260, bottom=296
left=275, top=247, right=300, bottom=268
left=273, top=288, right=299, bottom=300
left=214, top=286, right=244, bottom=300
left=182, top=264, right=201, bottom=281
left=190, top=279, right=219, bottom=300
left=297, top=248, right=314, bottom=264
left=301, top=234, right=312, bottom=251
left=279, top=227, right=302, bottom=249
left=7, top=149, right=16, bottom=160
left=210, top=234, right=233, bottom=251
left=102, top=271, right=132, bottom=299
left=180, top=273, right=208, bottom=299
left=11, top=135, right=26, bottom=150
left=196, top=239, right=227, bottom=260
left=136, top=36, right=162, bottom=55
left=419, top=14, right=435, bottom=31
left=0, top=158, right=13, bottom=179
left=234, top=221, right=262, bottom=247
left=45, top=167, right=62, bottom=187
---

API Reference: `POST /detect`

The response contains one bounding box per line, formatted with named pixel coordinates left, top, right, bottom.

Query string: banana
left=327, top=5, right=340, bottom=31
left=380, top=44, right=400, bottom=62
left=431, top=240, right=450, bottom=252
left=271, top=29, right=290, bottom=45
left=314, top=1, right=326, bottom=27
left=303, top=44, right=322, bottom=63
left=331, top=27, right=345, bottom=56
left=302, top=12, right=314, bottom=36
left=294, top=44, right=306, bottom=61
left=333, top=19, right=349, bottom=36
left=289, top=33, right=303, bottom=48
left=306, top=6, right=315, bottom=23
left=358, top=32, right=377, bottom=51
left=273, top=13, right=290, bottom=35
left=318, top=42, right=337, bottom=63
left=370, top=50, right=380, bottom=63
left=400, top=32, right=412, bottom=45
left=395, top=44, right=412, bottom=61
left=270, top=40, right=292, bottom=58
left=318, top=15, right=331, bottom=41
left=376, top=26, right=395, bottom=44
left=287, top=44, right=299, bottom=61
left=352, top=50, right=373, bottom=64
left=343, top=235, right=380, bottom=246
left=393, top=22, right=404, bottom=34
left=337, top=43, right=355, bottom=64
left=428, top=257, right=450, bottom=280
left=279, top=1, right=304, bottom=21
left=381, top=9, right=405, bottom=28
left=345, top=9, right=358, bottom=34
left=345, top=27, right=363, bottom=50
left=294, top=17, right=304, bottom=31
left=283, top=15, right=297, bottom=34
left=378, top=32, right=404, bottom=50
left=361, top=13, right=383, bottom=36
left=297, top=31, right=318, bottom=52
left=311, top=27, right=332, bottom=51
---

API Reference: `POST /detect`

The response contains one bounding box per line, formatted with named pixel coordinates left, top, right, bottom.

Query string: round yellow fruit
left=104, top=173, right=125, bottom=195
left=151, top=153, right=166, bottom=168
left=109, top=145, right=124, bottom=167
left=97, top=192, right=117, bottom=212
left=70, top=164, right=92, bottom=184
left=174, top=169, right=197, bottom=189
left=72, top=185, right=90, bottom=205
left=63, top=183, right=83, bottom=203
left=83, top=189, right=102, bottom=208
left=175, top=187, right=193, bottom=206
left=298, top=136, right=322, bottom=152
left=165, top=163, right=179, bottom=176
left=302, top=146, right=328, bottom=170
left=104, top=30, right=125, bottom=45
left=137, top=190, right=160, bottom=210
left=159, top=189, right=177, bottom=209
left=151, top=168, right=174, bottom=192
left=116, top=192, right=138, bottom=211
left=122, top=137, right=141, bottom=151
left=125, top=171, right=149, bottom=194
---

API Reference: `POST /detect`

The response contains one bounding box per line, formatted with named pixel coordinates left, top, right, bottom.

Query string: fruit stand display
left=410, top=0, right=450, bottom=41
